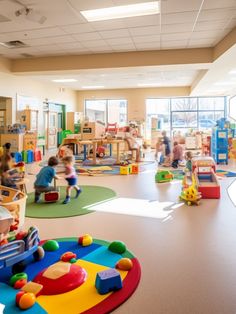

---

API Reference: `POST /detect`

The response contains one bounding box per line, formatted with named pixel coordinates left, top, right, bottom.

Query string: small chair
left=106, top=123, right=118, bottom=135
left=124, top=138, right=140, bottom=162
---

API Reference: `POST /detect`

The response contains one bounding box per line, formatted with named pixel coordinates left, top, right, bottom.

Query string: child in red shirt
left=171, top=141, right=183, bottom=168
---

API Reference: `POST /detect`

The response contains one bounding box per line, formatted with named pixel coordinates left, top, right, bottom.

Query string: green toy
left=10, top=272, right=28, bottom=286
left=108, top=241, right=126, bottom=254
left=155, top=170, right=174, bottom=183
left=42, top=240, right=59, bottom=251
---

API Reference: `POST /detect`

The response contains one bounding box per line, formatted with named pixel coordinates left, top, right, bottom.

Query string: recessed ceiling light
left=52, top=79, right=77, bottom=83
left=80, top=1, right=159, bottom=22
left=138, top=83, right=161, bottom=87
left=81, top=85, right=105, bottom=89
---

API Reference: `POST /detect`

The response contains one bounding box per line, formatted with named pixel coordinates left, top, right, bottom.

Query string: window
left=146, top=97, right=226, bottom=138
left=85, top=99, right=127, bottom=126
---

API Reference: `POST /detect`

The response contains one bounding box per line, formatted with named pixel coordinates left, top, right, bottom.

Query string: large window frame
left=146, top=96, right=226, bottom=137
left=84, top=99, right=128, bottom=126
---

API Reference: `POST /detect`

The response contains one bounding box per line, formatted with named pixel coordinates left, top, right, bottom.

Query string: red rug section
left=81, top=257, right=141, bottom=314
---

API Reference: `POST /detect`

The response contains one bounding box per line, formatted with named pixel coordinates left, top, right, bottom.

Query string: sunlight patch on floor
left=86, top=197, right=182, bottom=219
left=228, top=179, right=236, bottom=206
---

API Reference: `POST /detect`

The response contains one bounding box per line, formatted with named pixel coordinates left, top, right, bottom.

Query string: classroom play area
left=1, top=1, right=236, bottom=314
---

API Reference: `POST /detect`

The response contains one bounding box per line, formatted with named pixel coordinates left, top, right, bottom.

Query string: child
left=34, top=156, right=59, bottom=203
left=155, top=137, right=164, bottom=164
left=172, top=141, right=183, bottom=168
left=62, top=155, right=82, bottom=204
left=161, top=130, right=171, bottom=166
left=185, top=151, right=193, bottom=172
left=0, top=154, right=22, bottom=189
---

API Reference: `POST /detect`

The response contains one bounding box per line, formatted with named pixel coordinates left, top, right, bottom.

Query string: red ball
left=61, top=251, right=76, bottom=262
left=15, top=291, right=25, bottom=305
left=14, top=279, right=27, bottom=289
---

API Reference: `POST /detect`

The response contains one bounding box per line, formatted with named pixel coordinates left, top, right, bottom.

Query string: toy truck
left=0, top=207, right=44, bottom=273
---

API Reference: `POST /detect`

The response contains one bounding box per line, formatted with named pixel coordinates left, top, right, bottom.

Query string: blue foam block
left=82, top=246, right=122, bottom=268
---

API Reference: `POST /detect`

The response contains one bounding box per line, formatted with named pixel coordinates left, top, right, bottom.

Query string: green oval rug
left=26, top=185, right=116, bottom=219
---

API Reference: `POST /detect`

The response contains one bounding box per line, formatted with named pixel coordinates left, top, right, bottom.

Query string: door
left=48, top=112, right=58, bottom=149
left=57, top=112, right=63, bottom=145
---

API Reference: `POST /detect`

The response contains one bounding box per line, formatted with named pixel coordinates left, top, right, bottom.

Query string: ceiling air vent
left=0, top=40, right=29, bottom=49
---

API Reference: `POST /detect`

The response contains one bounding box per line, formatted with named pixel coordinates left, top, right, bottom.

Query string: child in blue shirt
left=34, top=156, right=59, bottom=203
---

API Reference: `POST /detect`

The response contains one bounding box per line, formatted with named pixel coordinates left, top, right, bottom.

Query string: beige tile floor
left=24, top=156, right=236, bottom=314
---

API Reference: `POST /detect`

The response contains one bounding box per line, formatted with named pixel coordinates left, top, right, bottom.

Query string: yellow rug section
left=37, top=259, right=128, bottom=314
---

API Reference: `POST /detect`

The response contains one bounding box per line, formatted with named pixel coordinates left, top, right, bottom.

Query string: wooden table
left=61, top=138, right=124, bottom=165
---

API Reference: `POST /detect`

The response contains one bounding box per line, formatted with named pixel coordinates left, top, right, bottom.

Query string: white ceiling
left=0, top=0, right=236, bottom=94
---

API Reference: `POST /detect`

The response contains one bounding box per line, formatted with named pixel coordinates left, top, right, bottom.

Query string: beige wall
left=77, top=87, right=190, bottom=121
left=0, top=60, right=77, bottom=135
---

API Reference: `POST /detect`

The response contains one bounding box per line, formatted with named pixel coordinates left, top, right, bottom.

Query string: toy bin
left=0, top=185, right=27, bottom=233
left=27, top=150, right=34, bottom=163
left=14, top=152, right=22, bottom=163
left=22, top=150, right=28, bottom=163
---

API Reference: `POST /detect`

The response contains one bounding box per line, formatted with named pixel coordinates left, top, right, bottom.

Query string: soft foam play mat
left=26, top=186, right=116, bottom=219
left=0, top=237, right=141, bottom=314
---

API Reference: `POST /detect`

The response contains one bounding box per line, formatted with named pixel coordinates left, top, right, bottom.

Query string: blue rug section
left=216, top=170, right=236, bottom=177
left=0, top=241, right=101, bottom=284
left=0, top=283, right=47, bottom=314
left=82, top=246, right=122, bottom=268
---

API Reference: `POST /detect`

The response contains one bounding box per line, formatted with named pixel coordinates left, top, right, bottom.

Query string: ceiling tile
left=56, top=42, right=84, bottom=50
left=198, top=8, right=236, bottom=21
left=133, top=34, right=160, bottom=44
left=99, top=29, right=130, bottom=39
left=161, top=32, right=191, bottom=41
left=202, top=0, right=236, bottom=10
left=72, top=32, right=102, bottom=41
left=224, top=18, right=236, bottom=30
left=82, top=39, right=109, bottom=48
left=123, top=15, right=160, bottom=28
left=67, top=0, right=114, bottom=11
left=24, top=35, right=75, bottom=46
left=135, top=42, right=161, bottom=50
left=61, top=23, right=95, bottom=34
left=161, top=40, right=188, bottom=49
left=90, top=20, right=125, bottom=31
left=161, top=0, right=203, bottom=14
left=162, top=11, right=198, bottom=25
left=105, top=37, right=133, bottom=45
left=188, top=38, right=216, bottom=46
left=162, top=23, right=194, bottom=34
left=111, top=43, right=136, bottom=51
left=129, top=25, right=160, bottom=36
left=194, top=20, right=228, bottom=31
left=89, top=46, right=114, bottom=53
left=190, top=30, right=224, bottom=39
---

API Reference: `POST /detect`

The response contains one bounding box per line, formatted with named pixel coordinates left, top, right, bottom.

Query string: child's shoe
left=75, top=189, right=82, bottom=199
left=34, top=196, right=40, bottom=203
left=62, top=196, right=70, bottom=204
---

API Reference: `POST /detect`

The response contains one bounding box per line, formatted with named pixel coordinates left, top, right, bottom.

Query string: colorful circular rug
left=0, top=237, right=141, bottom=314
left=26, top=185, right=116, bottom=219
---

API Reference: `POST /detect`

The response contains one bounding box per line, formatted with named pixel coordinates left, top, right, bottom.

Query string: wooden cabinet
left=0, top=134, right=24, bottom=152
left=20, top=109, right=38, bottom=131
left=67, top=112, right=83, bottom=133
left=23, top=133, right=37, bottom=150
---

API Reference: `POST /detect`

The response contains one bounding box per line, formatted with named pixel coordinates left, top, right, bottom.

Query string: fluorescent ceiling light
left=229, top=70, right=236, bottom=74
left=138, top=83, right=161, bottom=87
left=81, top=85, right=105, bottom=89
left=80, top=1, right=159, bottom=22
left=52, top=79, right=77, bottom=83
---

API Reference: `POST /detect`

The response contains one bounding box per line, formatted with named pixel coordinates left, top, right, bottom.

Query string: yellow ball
left=116, top=258, right=133, bottom=271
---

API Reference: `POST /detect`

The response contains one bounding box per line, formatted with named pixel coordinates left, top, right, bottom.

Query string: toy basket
left=0, top=185, right=27, bottom=232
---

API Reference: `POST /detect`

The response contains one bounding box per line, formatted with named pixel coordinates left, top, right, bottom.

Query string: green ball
left=108, top=241, right=126, bottom=254
left=10, top=272, right=27, bottom=286
left=43, top=240, right=59, bottom=251
left=70, top=258, right=77, bottom=264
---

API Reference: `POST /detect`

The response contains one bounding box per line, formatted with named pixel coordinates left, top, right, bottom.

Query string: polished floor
left=24, top=157, right=236, bottom=314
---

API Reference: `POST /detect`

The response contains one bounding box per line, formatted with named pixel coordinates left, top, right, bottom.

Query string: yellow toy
left=179, top=174, right=202, bottom=206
